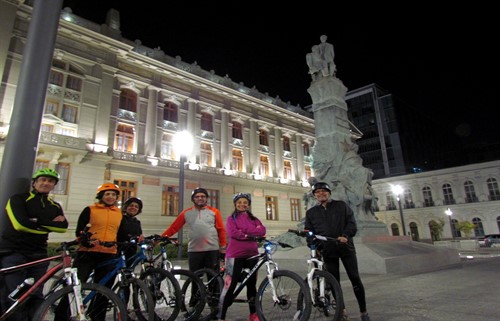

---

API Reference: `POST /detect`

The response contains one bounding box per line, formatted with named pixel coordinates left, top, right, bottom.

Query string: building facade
left=0, top=2, right=498, bottom=244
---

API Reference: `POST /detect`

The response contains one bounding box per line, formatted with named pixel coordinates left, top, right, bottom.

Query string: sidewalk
left=172, top=254, right=500, bottom=321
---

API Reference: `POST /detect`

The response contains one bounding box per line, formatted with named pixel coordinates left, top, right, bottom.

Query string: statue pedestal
left=273, top=235, right=461, bottom=275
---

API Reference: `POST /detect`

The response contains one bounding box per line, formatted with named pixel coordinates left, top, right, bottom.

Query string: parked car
left=483, top=234, right=500, bottom=247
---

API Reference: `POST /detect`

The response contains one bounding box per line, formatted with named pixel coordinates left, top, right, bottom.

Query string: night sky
left=61, top=1, right=499, bottom=146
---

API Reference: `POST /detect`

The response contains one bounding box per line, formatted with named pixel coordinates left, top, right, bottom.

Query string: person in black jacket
left=0, top=168, right=68, bottom=321
left=117, top=197, right=144, bottom=265
left=305, top=182, right=371, bottom=321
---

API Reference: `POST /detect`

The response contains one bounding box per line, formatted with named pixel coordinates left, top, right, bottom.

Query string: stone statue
left=306, top=45, right=327, bottom=81
left=318, top=35, right=336, bottom=77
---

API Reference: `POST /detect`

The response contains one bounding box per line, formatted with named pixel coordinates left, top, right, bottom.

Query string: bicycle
left=288, top=229, right=344, bottom=321
left=0, top=238, right=127, bottom=321
left=142, top=234, right=206, bottom=321
left=194, top=236, right=312, bottom=321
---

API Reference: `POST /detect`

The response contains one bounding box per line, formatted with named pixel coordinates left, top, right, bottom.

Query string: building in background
left=0, top=1, right=498, bottom=243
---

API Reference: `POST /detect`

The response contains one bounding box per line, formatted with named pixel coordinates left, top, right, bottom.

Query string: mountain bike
left=0, top=238, right=127, bottom=321
left=288, top=229, right=344, bottom=321
left=194, top=237, right=312, bottom=321
left=142, top=235, right=206, bottom=321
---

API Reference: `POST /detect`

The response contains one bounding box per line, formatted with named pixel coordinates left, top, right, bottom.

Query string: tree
left=455, top=221, right=475, bottom=239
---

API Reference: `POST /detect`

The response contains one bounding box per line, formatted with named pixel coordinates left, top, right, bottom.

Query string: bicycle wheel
left=113, top=277, right=155, bottom=321
left=256, top=269, right=312, bottom=321
left=140, top=267, right=181, bottom=321
left=33, top=282, right=127, bottom=320
left=303, top=270, right=343, bottom=321
left=194, top=268, right=223, bottom=321
left=172, top=268, right=206, bottom=321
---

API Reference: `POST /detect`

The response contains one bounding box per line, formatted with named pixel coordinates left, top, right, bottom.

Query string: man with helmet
left=162, top=187, right=226, bottom=273
left=305, top=182, right=371, bottom=321
left=0, top=168, right=68, bottom=321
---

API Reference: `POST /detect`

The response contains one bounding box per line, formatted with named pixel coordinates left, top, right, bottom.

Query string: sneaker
left=361, top=312, right=371, bottom=321
left=248, top=312, right=260, bottom=321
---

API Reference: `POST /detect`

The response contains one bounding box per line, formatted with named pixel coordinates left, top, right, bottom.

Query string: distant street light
left=173, top=130, right=193, bottom=259
left=391, top=184, right=407, bottom=236
left=445, top=207, right=455, bottom=240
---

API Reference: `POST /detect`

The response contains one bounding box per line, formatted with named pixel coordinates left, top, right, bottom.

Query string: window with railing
left=201, top=112, right=213, bottom=132
left=259, top=129, right=269, bottom=146
left=265, top=196, right=278, bottom=221
left=304, top=165, right=312, bottom=181
left=119, top=89, right=137, bottom=112
left=290, top=198, right=301, bottom=221
left=162, top=185, right=179, bottom=216
left=403, top=189, right=415, bottom=208
left=464, top=180, right=478, bottom=203
left=115, top=123, right=135, bottom=152
left=34, top=161, right=70, bottom=195
left=472, top=217, right=485, bottom=237
left=161, top=133, right=175, bottom=159
left=422, top=186, right=434, bottom=207
left=442, top=183, right=455, bottom=205
left=303, top=142, right=310, bottom=156
left=232, top=122, right=243, bottom=139
left=487, top=178, right=500, bottom=201
left=113, top=179, right=137, bottom=207
left=232, top=149, right=243, bottom=171
left=205, top=189, right=219, bottom=208
left=164, top=102, right=178, bottom=123
left=260, top=155, right=269, bottom=176
left=386, top=192, right=396, bottom=210
left=200, top=142, right=213, bottom=166
left=66, top=75, right=82, bottom=91
left=283, top=160, right=292, bottom=179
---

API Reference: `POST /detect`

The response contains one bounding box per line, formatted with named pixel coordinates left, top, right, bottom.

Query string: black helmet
left=122, top=197, right=143, bottom=214
left=191, top=187, right=209, bottom=201
left=312, top=182, right=331, bottom=193
left=233, top=193, right=251, bottom=205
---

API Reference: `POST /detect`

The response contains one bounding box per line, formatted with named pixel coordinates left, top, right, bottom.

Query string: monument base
left=273, top=235, right=461, bottom=275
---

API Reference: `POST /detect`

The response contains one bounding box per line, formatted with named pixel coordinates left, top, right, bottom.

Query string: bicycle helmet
left=122, top=197, right=143, bottom=213
left=96, top=183, right=120, bottom=199
left=191, top=187, right=209, bottom=201
left=32, top=168, right=60, bottom=183
left=312, top=182, right=331, bottom=193
left=233, top=193, right=251, bottom=204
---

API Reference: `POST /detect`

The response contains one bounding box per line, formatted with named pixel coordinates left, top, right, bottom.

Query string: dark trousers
left=0, top=252, right=49, bottom=321
left=188, top=250, right=220, bottom=272
left=324, top=254, right=367, bottom=313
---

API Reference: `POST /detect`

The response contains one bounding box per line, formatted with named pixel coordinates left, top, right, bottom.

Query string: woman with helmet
left=69, top=182, right=123, bottom=320
left=117, top=197, right=144, bottom=264
left=218, top=193, right=266, bottom=321
left=162, top=187, right=226, bottom=273
left=305, top=182, right=371, bottom=321
left=0, top=168, right=68, bottom=320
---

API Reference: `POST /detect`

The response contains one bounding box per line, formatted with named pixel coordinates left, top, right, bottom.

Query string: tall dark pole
left=397, top=196, right=407, bottom=236
left=0, top=0, right=63, bottom=229
left=177, top=155, right=186, bottom=260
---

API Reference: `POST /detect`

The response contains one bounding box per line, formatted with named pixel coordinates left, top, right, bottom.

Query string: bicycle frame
left=0, top=241, right=82, bottom=321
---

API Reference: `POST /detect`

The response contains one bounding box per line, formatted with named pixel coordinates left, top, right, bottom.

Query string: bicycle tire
left=140, top=267, right=181, bottom=321
left=173, top=268, right=206, bottom=321
left=302, top=270, right=343, bottom=321
left=194, top=268, right=223, bottom=321
left=33, top=282, right=127, bottom=321
left=256, top=269, right=312, bottom=321
left=113, top=277, right=156, bottom=321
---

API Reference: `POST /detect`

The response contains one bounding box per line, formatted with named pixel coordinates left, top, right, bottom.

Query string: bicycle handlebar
left=288, top=229, right=336, bottom=241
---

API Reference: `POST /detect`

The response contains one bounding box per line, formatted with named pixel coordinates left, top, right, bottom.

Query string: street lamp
left=445, top=207, right=454, bottom=240
left=391, top=184, right=407, bottom=236
left=173, top=130, right=193, bottom=259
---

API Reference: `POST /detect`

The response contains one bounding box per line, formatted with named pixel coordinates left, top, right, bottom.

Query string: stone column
left=220, top=111, right=229, bottom=169
left=94, top=65, right=117, bottom=150
left=249, top=120, right=258, bottom=174
left=145, top=86, right=158, bottom=157
left=274, top=127, right=283, bottom=178
left=295, top=134, right=304, bottom=181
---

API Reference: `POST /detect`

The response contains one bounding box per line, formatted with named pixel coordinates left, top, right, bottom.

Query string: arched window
left=472, top=217, right=485, bottom=237
left=442, top=183, right=455, bottom=205
left=487, top=178, right=500, bottom=201
left=115, top=123, right=135, bottom=152
left=386, top=192, right=396, bottom=210
left=464, top=180, right=478, bottom=203
left=422, top=186, right=434, bottom=207
left=404, top=189, right=414, bottom=208
left=161, top=134, right=174, bottom=159
left=390, top=223, right=400, bottom=236
left=303, top=142, right=310, bottom=156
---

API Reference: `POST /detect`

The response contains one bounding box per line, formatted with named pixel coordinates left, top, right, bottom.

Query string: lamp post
left=445, top=207, right=454, bottom=240
left=173, top=130, right=193, bottom=259
left=391, top=184, right=407, bottom=236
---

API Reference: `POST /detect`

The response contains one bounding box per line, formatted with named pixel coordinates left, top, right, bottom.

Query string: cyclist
left=161, top=187, right=226, bottom=273
left=305, top=182, right=371, bottom=321
left=0, top=168, right=68, bottom=321
left=117, top=197, right=144, bottom=264
left=218, top=193, right=266, bottom=321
